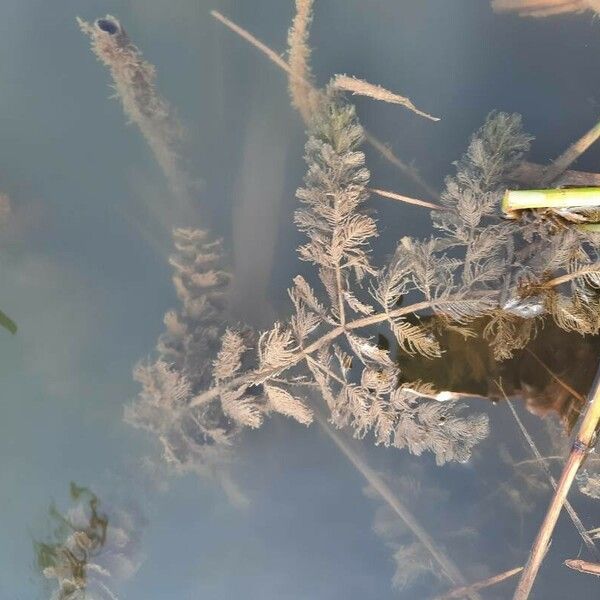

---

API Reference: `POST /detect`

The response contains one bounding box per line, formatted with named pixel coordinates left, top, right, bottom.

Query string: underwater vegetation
left=34, top=483, right=143, bottom=600
left=74, top=2, right=600, bottom=598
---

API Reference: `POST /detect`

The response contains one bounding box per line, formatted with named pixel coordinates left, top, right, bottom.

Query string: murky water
left=1, top=1, right=600, bottom=598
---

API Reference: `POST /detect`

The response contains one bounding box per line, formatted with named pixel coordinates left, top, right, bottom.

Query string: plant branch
left=435, top=566, right=523, bottom=600
left=510, top=161, right=600, bottom=188
left=210, top=9, right=440, bottom=200
left=541, top=119, right=600, bottom=185
left=314, top=412, right=481, bottom=599
left=543, top=263, right=600, bottom=289
left=524, top=348, right=585, bottom=403
left=564, top=558, right=600, bottom=577
left=370, top=187, right=444, bottom=211
left=189, top=297, right=472, bottom=408
left=512, top=364, right=600, bottom=599
left=502, top=390, right=599, bottom=559
left=513, top=456, right=566, bottom=468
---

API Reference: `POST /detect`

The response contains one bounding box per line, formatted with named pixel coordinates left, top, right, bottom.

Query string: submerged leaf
left=0, top=308, right=16, bottom=335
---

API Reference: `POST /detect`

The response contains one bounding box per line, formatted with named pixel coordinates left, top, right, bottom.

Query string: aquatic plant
left=77, top=15, right=192, bottom=205
left=34, top=483, right=142, bottom=600
left=114, top=2, right=600, bottom=473
left=127, top=92, right=502, bottom=468
left=80, top=6, right=600, bottom=597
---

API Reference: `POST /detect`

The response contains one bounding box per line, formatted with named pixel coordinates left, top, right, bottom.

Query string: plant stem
left=189, top=298, right=456, bottom=409
left=510, top=161, right=600, bottom=188
left=211, top=11, right=291, bottom=74
left=512, top=364, right=600, bottom=599
left=210, top=10, right=439, bottom=200
left=541, top=119, right=600, bottom=185
left=503, top=393, right=598, bottom=559
left=369, top=187, right=443, bottom=211
left=502, top=188, right=600, bottom=219
left=315, top=413, right=481, bottom=599
left=543, top=263, right=600, bottom=289
left=435, top=566, right=523, bottom=600
left=564, top=559, right=600, bottom=576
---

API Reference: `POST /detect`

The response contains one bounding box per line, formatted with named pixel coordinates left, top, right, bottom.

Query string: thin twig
left=501, top=388, right=599, bottom=559
left=509, top=161, right=600, bottom=188
left=314, top=413, right=481, bottom=600
left=543, top=263, right=600, bottom=290
left=513, top=456, right=565, bottom=468
left=369, top=187, right=444, bottom=211
left=210, top=10, right=440, bottom=201
left=541, top=119, right=600, bottom=185
left=512, top=365, right=600, bottom=599
left=435, top=566, right=523, bottom=600
left=564, top=558, right=600, bottom=577
left=524, top=348, right=585, bottom=404
left=211, top=10, right=291, bottom=73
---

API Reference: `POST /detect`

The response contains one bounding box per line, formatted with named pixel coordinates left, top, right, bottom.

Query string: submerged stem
left=189, top=298, right=457, bottom=408
left=541, top=119, right=600, bottom=185
left=502, top=391, right=599, bottom=559
left=435, top=566, right=523, bottom=600
left=315, top=413, right=481, bottom=599
left=210, top=9, right=439, bottom=200
left=512, top=365, right=600, bottom=599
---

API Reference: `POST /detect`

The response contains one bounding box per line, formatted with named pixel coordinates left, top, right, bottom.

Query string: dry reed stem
left=370, top=187, right=444, bottom=210
left=509, top=161, right=600, bottom=188
left=502, top=390, right=599, bottom=559
left=211, top=10, right=290, bottom=73
left=565, top=558, right=600, bottom=576
left=210, top=10, right=440, bottom=200
left=332, top=74, right=440, bottom=121
left=435, top=566, right=524, bottom=599
left=512, top=365, right=600, bottom=599
left=513, top=456, right=565, bottom=468
left=314, top=413, right=481, bottom=600
left=543, top=263, right=600, bottom=289
left=541, top=120, right=600, bottom=185
left=492, top=0, right=589, bottom=17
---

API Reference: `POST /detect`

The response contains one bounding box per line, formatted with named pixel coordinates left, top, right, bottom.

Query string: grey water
left=1, top=1, right=600, bottom=598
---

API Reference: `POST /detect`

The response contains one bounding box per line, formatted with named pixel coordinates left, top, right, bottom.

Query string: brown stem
left=435, top=566, right=523, bottom=600
left=564, top=559, right=600, bottom=576
left=315, top=413, right=481, bottom=600
left=512, top=365, right=600, bottom=599
left=210, top=10, right=439, bottom=201
left=369, top=187, right=444, bottom=211
left=541, top=120, right=600, bottom=185
left=510, top=161, right=600, bottom=188
left=543, top=264, right=600, bottom=289
left=211, top=11, right=291, bottom=74
left=503, top=392, right=599, bottom=559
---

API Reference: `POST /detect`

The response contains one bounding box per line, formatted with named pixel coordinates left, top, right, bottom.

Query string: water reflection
left=396, top=316, right=598, bottom=433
